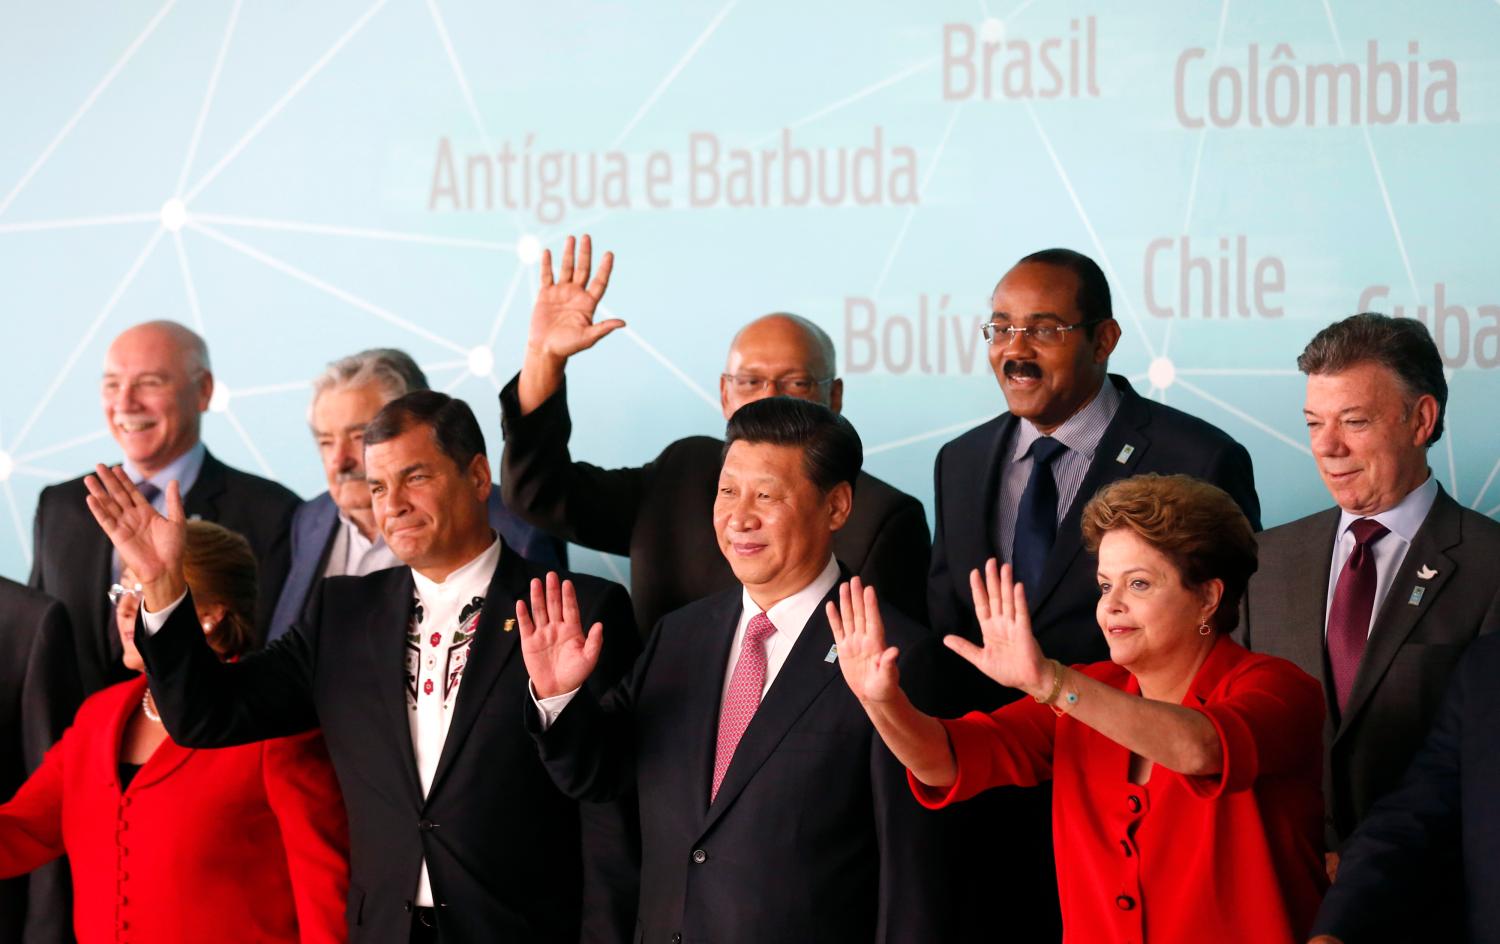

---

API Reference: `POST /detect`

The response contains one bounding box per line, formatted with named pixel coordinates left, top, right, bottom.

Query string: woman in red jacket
left=0, top=520, right=349, bottom=943
left=831, top=474, right=1328, bottom=943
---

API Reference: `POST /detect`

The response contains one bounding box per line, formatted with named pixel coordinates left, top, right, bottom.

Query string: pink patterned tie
left=711, top=611, right=777, bottom=802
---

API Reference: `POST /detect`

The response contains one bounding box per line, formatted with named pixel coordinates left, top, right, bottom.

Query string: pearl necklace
left=141, top=691, right=162, bottom=723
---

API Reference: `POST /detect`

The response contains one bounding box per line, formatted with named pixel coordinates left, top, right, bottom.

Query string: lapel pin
left=503, top=618, right=516, bottom=633
left=1115, top=444, right=1135, bottom=464
left=824, top=644, right=838, bottom=664
left=1416, top=565, right=1438, bottom=580
left=1407, top=586, right=1426, bottom=606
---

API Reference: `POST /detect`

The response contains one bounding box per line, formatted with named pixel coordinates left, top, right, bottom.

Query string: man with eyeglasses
left=26, top=319, right=299, bottom=942
left=498, top=234, right=931, bottom=634
left=928, top=248, right=1262, bottom=942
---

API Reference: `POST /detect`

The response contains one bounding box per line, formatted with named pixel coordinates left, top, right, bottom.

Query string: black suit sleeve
left=860, top=497, right=931, bottom=626
left=251, top=497, right=298, bottom=645
left=136, top=589, right=320, bottom=748
left=1309, top=639, right=1477, bottom=942
left=874, top=631, right=953, bottom=943
left=499, top=374, right=651, bottom=556
left=19, top=600, right=76, bottom=776
left=527, top=616, right=665, bottom=803
left=1203, top=438, right=1261, bottom=532
left=926, top=443, right=962, bottom=640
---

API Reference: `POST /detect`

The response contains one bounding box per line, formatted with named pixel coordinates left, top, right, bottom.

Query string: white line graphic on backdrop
left=1181, top=0, right=1232, bottom=232
left=871, top=105, right=965, bottom=299
left=173, top=231, right=207, bottom=333
left=0, top=213, right=158, bottom=235
left=610, top=0, right=738, bottom=150
left=174, top=0, right=243, bottom=196
left=192, top=213, right=514, bottom=252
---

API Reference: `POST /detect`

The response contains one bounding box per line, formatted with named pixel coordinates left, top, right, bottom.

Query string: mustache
left=334, top=470, right=367, bottom=484
left=1003, top=360, right=1043, bottom=380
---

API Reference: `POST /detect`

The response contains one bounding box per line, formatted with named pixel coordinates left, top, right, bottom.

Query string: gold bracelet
left=1033, top=659, right=1065, bottom=706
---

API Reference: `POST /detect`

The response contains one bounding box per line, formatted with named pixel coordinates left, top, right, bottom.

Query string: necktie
left=711, top=612, right=777, bottom=802
left=1326, top=518, right=1390, bottom=714
left=1011, top=437, right=1068, bottom=594
left=135, top=481, right=161, bottom=505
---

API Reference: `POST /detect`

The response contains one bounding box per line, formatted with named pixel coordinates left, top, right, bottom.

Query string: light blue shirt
left=1325, top=473, right=1439, bottom=639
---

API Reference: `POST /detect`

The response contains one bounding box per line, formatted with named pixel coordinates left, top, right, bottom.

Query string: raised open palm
left=516, top=571, right=603, bottom=699
left=526, top=234, right=622, bottom=362
left=944, top=559, right=1049, bottom=694
left=826, top=577, right=903, bottom=704
left=83, top=464, right=186, bottom=590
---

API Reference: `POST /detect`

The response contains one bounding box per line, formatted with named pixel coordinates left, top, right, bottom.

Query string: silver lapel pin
left=824, top=644, right=839, bottom=664
left=1115, top=444, right=1135, bottom=464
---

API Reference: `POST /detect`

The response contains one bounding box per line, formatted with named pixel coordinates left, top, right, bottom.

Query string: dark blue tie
left=1011, top=437, right=1067, bottom=594
left=136, top=481, right=161, bottom=505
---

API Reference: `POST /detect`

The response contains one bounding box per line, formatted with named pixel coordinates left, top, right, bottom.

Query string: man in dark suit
left=1239, top=314, right=1500, bottom=918
left=499, top=234, right=931, bottom=633
left=518, top=397, right=949, bottom=944
left=0, top=579, right=76, bottom=944
left=89, top=391, right=639, bottom=944
left=270, top=348, right=563, bottom=641
left=30, top=320, right=299, bottom=698
left=1308, top=633, right=1500, bottom=944
left=927, top=248, right=1261, bottom=941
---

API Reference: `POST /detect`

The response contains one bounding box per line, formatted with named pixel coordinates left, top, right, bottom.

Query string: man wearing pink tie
left=517, top=396, right=950, bottom=944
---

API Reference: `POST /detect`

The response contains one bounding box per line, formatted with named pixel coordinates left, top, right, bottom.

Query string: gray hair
left=310, top=348, right=430, bottom=419
left=1297, top=312, right=1447, bottom=445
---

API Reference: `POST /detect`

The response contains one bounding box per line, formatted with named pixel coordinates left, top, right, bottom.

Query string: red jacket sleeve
left=261, top=730, right=350, bottom=944
left=0, top=731, right=68, bottom=876
left=909, top=696, right=1060, bottom=808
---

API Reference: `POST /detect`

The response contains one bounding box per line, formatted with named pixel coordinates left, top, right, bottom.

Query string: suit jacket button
left=1126, top=795, right=1141, bottom=813
left=418, top=819, right=435, bottom=830
left=671, top=934, right=682, bottom=944
left=1116, top=895, right=1136, bottom=911
left=691, top=849, right=707, bottom=864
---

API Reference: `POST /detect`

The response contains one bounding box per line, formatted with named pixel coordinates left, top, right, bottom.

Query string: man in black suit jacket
left=1308, top=633, right=1500, bottom=944
left=519, top=398, right=949, bottom=944
left=1239, top=315, right=1500, bottom=930
left=90, top=392, right=639, bottom=944
left=30, top=320, right=299, bottom=698
left=269, top=347, right=563, bottom=641
left=927, top=249, right=1260, bottom=941
left=0, top=580, right=76, bottom=944
left=499, top=234, right=931, bottom=633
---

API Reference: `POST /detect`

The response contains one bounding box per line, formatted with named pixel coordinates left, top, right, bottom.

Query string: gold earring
left=1197, top=621, right=1212, bottom=636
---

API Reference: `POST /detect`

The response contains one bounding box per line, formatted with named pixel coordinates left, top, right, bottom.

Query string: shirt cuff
left=529, top=682, right=581, bottom=731
left=139, top=589, right=190, bottom=635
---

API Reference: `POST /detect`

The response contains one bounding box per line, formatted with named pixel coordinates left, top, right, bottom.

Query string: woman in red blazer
left=0, top=520, right=348, bottom=943
left=831, top=475, right=1328, bottom=943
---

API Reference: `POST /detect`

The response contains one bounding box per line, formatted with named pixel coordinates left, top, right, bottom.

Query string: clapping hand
left=944, top=559, right=1049, bottom=696
left=526, top=234, right=622, bottom=365
left=516, top=571, right=604, bottom=699
left=83, top=464, right=187, bottom=608
left=826, top=577, right=902, bottom=704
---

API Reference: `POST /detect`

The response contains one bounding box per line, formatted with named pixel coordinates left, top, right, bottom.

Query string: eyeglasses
left=108, top=582, right=143, bottom=608
left=721, top=374, right=835, bottom=397
left=980, top=318, right=1108, bottom=347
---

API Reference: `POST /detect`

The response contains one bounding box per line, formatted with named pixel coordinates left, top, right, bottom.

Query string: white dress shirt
left=533, top=556, right=842, bottom=728
left=323, top=512, right=403, bottom=578
left=143, top=535, right=502, bottom=909
left=1325, top=474, right=1439, bottom=639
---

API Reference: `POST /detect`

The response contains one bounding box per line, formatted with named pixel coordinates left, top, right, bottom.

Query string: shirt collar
left=410, top=535, right=501, bottom=602
left=1014, top=377, right=1122, bottom=460
left=740, top=556, right=840, bottom=636
left=124, top=441, right=206, bottom=498
left=1336, top=473, right=1439, bottom=545
left=337, top=509, right=386, bottom=550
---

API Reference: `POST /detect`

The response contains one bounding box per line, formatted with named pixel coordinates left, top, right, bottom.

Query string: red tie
left=1326, top=518, right=1390, bottom=714
left=711, top=612, right=777, bottom=802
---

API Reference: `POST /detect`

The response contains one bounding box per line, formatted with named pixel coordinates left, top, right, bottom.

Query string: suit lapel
left=1338, top=489, right=1462, bottom=737
left=425, top=548, right=526, bottom=796
left=369, top=569, right=424, bottom=801
left=182, top=450, right=227, bottom=521
left=1280, top=511, right=1342, bottom=716
left=701, top=583, right=842, bottom=834
left=685, top=594, right=743, bottom=820
left=1031, top=377, right=1149, bottom=617
left=976, top=413, right=1020, bottom=567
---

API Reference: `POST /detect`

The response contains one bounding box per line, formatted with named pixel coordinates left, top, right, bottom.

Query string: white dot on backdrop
left=981, top=18, right=1005, bottom=43
left=1148, top=356, right=1176, bottom=390
left=516, top=235, right=542, bottom=265
left=0, top=451, right=13, bottom=482
left=467, top=346, right=495, bottom=377
left=160, top=198, right=189, bottom=233
left=209, top=383, right=231, bottom=413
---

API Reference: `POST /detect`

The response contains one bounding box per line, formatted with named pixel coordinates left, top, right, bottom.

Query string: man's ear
left=195, top=371, right=215, bottom=412
left=1410, top=394, right=1440, bottom=448
left=827, top=378, right=844, bottom=414
left=468, top=452, right=493, bottom=500
left=826, top=481, right=853, bottom=532
left=1092, top=320, right=1122, bottom=365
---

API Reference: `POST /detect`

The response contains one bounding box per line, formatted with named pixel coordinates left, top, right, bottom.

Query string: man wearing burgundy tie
left=519, top=397, right=950, bottom=944
left=1238, top=314, right=1500, bottom=924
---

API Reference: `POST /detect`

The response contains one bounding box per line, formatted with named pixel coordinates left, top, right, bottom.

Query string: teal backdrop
left=1, top=0, right=1497, bottom=587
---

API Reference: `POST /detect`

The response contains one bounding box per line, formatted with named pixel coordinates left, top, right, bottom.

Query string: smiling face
left=1304, top=362, right=1437, bottom=516
left=713, top=440, right=851, bottom=609
left=1094, top=529, right=1219, bottom=678
left=988, top=263, right=1119, bottom=434
left=311, top=383, right=390, bottom=519
left=364, top=423, right=492, bottom=577
left=101, top=323, right=212, bottom=477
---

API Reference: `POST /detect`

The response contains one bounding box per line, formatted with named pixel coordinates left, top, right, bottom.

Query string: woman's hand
left=944, top=558, right=1051, bottom=696
left=826, top=577, right=901, bottom=704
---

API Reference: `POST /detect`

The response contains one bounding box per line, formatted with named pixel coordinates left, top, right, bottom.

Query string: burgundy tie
left=1326, top=518, right=1390, bottom=714
left=711, top=612, right=777, bottom=802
